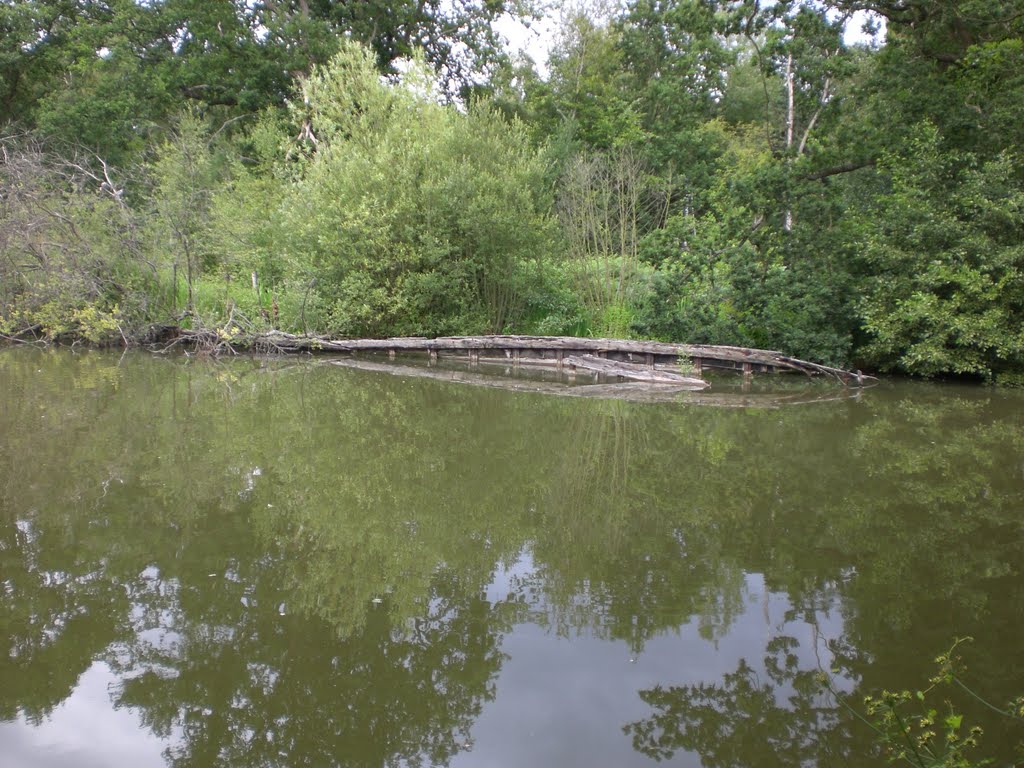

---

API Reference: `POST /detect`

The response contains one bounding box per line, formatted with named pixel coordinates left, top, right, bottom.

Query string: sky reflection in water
left=1, top=349, right=1022, bottom=767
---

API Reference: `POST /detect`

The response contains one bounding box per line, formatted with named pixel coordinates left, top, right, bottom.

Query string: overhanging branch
left=800, top=159, right=877, bottom=181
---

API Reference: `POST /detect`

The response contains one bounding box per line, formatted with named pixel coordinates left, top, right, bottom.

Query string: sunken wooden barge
left=250, top=333, right=871, bottom=387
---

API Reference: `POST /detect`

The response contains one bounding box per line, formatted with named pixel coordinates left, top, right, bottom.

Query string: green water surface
left=1, top=349, right=1022, bottom=767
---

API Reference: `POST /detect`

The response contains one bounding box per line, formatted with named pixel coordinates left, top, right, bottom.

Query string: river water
left=1, top=349, right=1022, bottom=768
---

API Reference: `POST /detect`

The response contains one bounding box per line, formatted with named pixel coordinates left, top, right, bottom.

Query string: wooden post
left=693, top=357, right=703, bottom=375
left=470, top=350, right=479, bottom=367
left=645, top=353, right=654, bottom=369
left=429, top=349, right=438, bottom=366
left=513, top=349, right=520, bottom=366
left=388, top=349, right=395, bottom=360
left=556, top=350, right=564, bottom=370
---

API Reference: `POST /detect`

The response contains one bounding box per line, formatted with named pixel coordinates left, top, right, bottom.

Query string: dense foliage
left=2, top=0, right=1022, bottom=380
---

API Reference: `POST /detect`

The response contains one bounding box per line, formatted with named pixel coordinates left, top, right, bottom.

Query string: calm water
left=1, top=349, right=1022, bottom=768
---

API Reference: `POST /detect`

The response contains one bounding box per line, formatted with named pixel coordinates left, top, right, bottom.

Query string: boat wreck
left=246, top=333, right=873, bottom=387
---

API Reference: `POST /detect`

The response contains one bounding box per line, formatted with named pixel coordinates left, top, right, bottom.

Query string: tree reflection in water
left=1, top=350, right=1023, bottom=766
left=624, top=629, right=859, bottom=767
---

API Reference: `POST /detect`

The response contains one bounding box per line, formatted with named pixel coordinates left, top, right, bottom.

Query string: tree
left=150, top=111, right=221, bottom=317
left=836, top=0, right=1024, bottom=65
left=3, top=1, right=536, bottom=153
left=856, top=124, right=1024, bottom=380
left=557, top=147, right=661, bottom=336
left=618, top=0, right=733, bottom=180
left=295, top=0, right=535, bottom=99
left=529, top=6, right=646, bottom=150
left=0, top=134, right=149, bottom=341
left=281, top=43, right=555, bottom=336
left=0, top=0, right=89, bottom=125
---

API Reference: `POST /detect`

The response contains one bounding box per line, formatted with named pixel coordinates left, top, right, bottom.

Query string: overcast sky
left=495, top=5, right=884, bottom=77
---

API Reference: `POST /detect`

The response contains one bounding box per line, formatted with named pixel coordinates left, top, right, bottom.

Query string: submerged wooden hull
left=324, top=357, right=868, bottom=407
left=250, top=333, right=873, bottom=386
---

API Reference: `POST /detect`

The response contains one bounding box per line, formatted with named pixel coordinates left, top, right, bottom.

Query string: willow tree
left=281, top=42, right=555, bottom=337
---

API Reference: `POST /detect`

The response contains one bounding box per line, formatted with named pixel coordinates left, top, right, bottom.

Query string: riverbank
left=4, top=324, right=873, bottom=387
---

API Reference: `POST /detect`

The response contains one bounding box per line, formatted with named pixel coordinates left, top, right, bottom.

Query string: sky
left=495, top=3, right=885, bottom=77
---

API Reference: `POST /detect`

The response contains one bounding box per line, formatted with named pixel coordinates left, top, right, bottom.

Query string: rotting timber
left=229, top=333, right=873, bottom=386
left=324, top=357, right=869, bottom=406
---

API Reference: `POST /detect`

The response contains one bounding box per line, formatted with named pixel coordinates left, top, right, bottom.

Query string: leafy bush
left=857, top=124, right=1024, bottom=379
left=277, top=43, right=557, bottom=338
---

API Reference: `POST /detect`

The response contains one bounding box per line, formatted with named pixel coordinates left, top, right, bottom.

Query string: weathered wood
left=324, top=358, right=866, bottom=407
left=229, top=332, right=874, bottom=385
left=564, top=355, right=709, bottom=388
